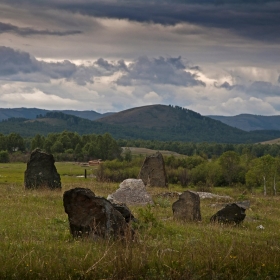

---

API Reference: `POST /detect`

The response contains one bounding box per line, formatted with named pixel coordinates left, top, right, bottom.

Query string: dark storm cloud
left=0, top=22, right=82, bottom=36
left=2, top=1, right=279, bottom=42
left=44, top=0, right=280, bottom=42
left=116, top=56, right=205, bottom=87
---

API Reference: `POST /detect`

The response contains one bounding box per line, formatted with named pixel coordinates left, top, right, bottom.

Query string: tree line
left=118, top=139, right=280, bottom=158
left=97, top=151, right=280, bottom=195
left=1, top=131, right=280, bottom=163
left=0, top=131, right=122, bottom=162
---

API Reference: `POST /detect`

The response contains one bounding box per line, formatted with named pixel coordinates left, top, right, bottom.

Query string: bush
left=96, top=158, right=142, bottom=182
left=0, top=150, right=9, bottom=163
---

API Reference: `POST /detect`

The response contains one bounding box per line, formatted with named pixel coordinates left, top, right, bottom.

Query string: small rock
left=256, top=225, right=265, bottom=230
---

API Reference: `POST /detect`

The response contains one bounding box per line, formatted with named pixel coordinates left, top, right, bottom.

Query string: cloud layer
left=0, top=0, right=279, bottom=115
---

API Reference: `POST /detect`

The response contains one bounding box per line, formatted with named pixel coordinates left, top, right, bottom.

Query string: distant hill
left=0, top=108, right=114, bottom=122
left=2, top=105, right=280, bottom=143
left=208, top=114, right=280, bottom=131
left=0, top=108, right=49, bottom=121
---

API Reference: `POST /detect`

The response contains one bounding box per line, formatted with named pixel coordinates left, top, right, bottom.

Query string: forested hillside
left=1, top=105, right=280, bottom=143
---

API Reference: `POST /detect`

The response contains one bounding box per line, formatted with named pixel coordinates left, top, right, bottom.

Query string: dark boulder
left=63, top=188, right=130, bottom=238
left=111, top=202, right=137, bottom=223
left=210, top=203, right=246, bottom=224
left=172, top=191, right=201, bottom=221
left=138, top=152, right=168, bottom=187
left=24, top=149, right=61, bottom=189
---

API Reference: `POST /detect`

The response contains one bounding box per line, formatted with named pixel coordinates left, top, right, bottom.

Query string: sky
left=0, top=0, right=280, bottom=116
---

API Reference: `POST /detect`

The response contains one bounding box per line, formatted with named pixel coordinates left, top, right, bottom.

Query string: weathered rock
left=172, top=191, right=201, bottom=221
left=111, top=202, right=137, bottom=223
left=138, top=152, right=168, bottom=187
left=210, top=203, right=246, bottom=224
left=107, top=179, right=153, bottom=205
left=24, top=149, right=61, bottom=189
left=63, top=188, right=129, bottom=238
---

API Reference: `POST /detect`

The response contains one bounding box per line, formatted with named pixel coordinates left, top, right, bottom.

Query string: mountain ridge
left=1, top=105, right=280, bottom=143
left=0, top=108, right=114, bottom=122
left=1, top=107, right=279, bottom=132
left=207, top=114, right=280, bottom=131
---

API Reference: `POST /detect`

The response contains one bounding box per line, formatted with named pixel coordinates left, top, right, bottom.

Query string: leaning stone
left=172, top=191, right=202, bottom=221
left=107, top=179, right=153, bottom=205
left=63, top=188, right=129, bottom=238
left=210, top=203, right=246, bottom=224
left=24, top=148, right=61, bottom=189
left=138, top=152, right=168, bottom=187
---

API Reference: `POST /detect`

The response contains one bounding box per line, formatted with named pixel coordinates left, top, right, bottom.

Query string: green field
left=0, top=162, right=280, bottom=279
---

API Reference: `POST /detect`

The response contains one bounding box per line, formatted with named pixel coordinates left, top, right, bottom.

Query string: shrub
left=0, top=150, right=9, bottom=163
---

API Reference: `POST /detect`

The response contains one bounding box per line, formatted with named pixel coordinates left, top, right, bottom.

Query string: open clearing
left=124, top=147, right=184, bottom=157
left=0, top=162, right=280, bottom=279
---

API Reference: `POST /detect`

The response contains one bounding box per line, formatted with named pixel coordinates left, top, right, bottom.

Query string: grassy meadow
left=0, top=162, right=280, bottom=279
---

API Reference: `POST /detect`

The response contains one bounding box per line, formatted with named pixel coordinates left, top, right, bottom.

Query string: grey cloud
left=116, top=56, right=205, bottom=87
left=278, top=75, right=280, bottom=83
left=0, top=22, right=82, bottom=36
left=248, top=81, right=280, bottom=96
left=0, top=47, right=129, bottom=85
left=0, top=47, right=92, bottom=84
left=189, top=66, right=201, bottom=71
left=95, top=58, right=128, bottom=73
left=0, top=46, right=39, bottom=76
left=215, top=81, right=235, bottom=90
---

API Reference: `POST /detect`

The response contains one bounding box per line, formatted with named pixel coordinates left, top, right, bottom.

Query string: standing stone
left=63, top=188, right=129, bottom=238
left=172, top=191, right=201, bottom=221
left=138, top=152, right=168, bottom=187
left=107, top=179, right=153, bottom=205
left=210, top=203, right=246, bottom=224
left=24, top=149, right=61, bottom=189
